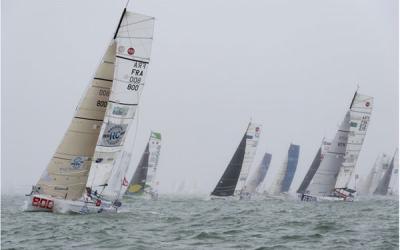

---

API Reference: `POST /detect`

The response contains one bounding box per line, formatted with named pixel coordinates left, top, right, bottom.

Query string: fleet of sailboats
left=23, top=3, right=397, bottom=215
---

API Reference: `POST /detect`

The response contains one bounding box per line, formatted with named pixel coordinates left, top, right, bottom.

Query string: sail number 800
left=127, top=84, right=139, bottom=91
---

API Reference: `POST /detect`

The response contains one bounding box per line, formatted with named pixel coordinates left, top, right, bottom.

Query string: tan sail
left=36, top=42, right=116, bottom=200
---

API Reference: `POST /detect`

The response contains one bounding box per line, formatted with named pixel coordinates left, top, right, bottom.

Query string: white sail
left=335, top=93, right=373, bottom=189
left=145, top=132, right=162, bottom=193
left=360, top=154, right=390, bottom=195
left=306, top=111, right=350, bottom=196
left=35, top=42, right=116, bottom=200
left=388, top=150, right=399, bottom=195
left=235, top=123, right=261, bottom=193
left=269, top=154, right=288, bottom=195
left=85, top=11, right=155, bottom=201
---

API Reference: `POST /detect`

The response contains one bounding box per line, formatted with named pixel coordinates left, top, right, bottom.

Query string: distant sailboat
left=210, top=122, right=261, bottom=199
left=269, top=144, right=300, bottom=195
left=388, top=151, right=399, bottom=196
left=244, top=153, right=272, bottom=195
left=301, top=91, right=373, bottom=201
left=374, top=149, right=398, bottom=196
left=359, top=154, right=390, bottom=195
left=297, top=139, right=331, bottom=194
left=126, top=132, right=161, bottom=199
left=25, top=6, right=155, bottom=213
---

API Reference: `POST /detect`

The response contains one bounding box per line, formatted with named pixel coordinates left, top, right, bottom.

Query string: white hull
left=24, top=195, right=119, bottom=214
left=209, top=195, right=240, bottom=200
left=299, top=193, right=354, bottom=202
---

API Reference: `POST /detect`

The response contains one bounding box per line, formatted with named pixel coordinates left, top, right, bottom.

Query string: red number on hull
left=32, top=196, right=53, bottom=209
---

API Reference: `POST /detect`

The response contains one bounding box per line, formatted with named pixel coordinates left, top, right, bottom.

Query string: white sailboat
left=358, top=154, right=390, bottom=195
left=374, top=149, right=399, bottom=196
left=301, top=91, right=373, bottom=202
left=25, top=5, right=155, bottom=213
left=210, top=122, right=261, bottom=199
left=388, top=150, right=399, bottom=196
left=126, top=131, right=162, bottom=199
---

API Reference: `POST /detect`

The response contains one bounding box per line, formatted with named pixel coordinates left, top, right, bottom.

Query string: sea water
left=1, top=194, right=398, bottom=249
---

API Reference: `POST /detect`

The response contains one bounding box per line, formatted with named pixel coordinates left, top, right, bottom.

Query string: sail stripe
left=74, top=116, right=104, bottom=122
left=94, top=77, right=113, bottom=82
left=115, top=55, right=149, bottom=64
left=108, top=100, right=138, bottom=106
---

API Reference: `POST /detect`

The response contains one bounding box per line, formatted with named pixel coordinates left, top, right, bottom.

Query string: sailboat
left=243, top=153, right=272, bottom=196
left=25, top=5, right=155, bottom=213
left=358, top=153, right=390, bottom=195
left=301, top=91, right=373, bottom=202
left=297, top=139, right=331, bottom=195
left=126, top=132, right=162, bottom=199
left=388, top=151, right=399, bottom=196
left=374, top=149, right=398, bottom=196
left=210, top=122, right=261, bottom=199
left=269, top=144, right=300, bottom=195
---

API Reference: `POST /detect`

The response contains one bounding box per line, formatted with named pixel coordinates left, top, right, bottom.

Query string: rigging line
left=119, top=17, right=155, bottom=28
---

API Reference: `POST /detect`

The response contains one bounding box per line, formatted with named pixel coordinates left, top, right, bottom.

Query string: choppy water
left=1, top=194, right=398, bottom=250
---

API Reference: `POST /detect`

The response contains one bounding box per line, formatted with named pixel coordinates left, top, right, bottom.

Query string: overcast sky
left=2, top=0, right=398, bottom=195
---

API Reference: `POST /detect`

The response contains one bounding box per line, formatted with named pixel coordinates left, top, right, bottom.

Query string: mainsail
left=335, top=93, right=374, bottom=189
left=270, top=144, right=300, bottom=194
left=374, top=149, right=398, bottom=195
left=127, top=132, right=162, bottom=194
left=211, top=123, right=261, bottom=197
left=85, top=10, right=155, bottom=202
left=306, top=112, right=350, bottom=196
left=297, top=140, right=331, bottom=194
left=35, top=42, right=117, bottom=200
left=244, top=153, right=272, bottom=194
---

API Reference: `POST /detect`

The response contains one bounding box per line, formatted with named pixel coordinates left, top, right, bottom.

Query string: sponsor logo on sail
left=128, top=47, right=135, bottom=55
left=70, top=156, right=85, bottom=169
left=350, top=122, right=358, bottom=127
left=102, top=124, right=127, bottom=146
left=255, top=127, right=260, bottom=138
left=112, top=106, right=129, bottom=116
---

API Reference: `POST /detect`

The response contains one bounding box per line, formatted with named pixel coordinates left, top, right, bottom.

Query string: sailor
left=86, top=187, right=92, bottom=199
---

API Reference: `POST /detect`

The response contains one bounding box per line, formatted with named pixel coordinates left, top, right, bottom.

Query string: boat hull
left=24, top=195, right=119, bottom=214
left=299, top=193, right=354, bottom=202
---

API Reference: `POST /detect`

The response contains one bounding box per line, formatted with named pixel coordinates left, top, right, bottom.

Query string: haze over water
left=2, top=194, right=398, bottom=249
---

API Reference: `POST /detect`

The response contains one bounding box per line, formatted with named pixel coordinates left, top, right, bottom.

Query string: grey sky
left=2, top=0, right=398, bottom=194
